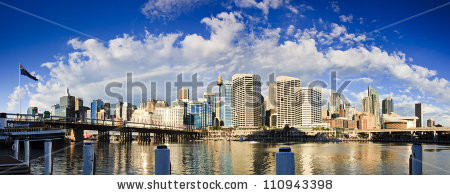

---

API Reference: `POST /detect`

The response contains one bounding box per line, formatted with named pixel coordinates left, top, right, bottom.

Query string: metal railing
left=4, top=113, right=198, bottom=132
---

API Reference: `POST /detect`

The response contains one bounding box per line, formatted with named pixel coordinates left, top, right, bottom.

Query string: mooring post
left=83, top=142, right=95, bottom=175
left=155, top=145, right=170, bottom=175
left=44, top=140, right=53, bottom=175
left=276, top=147, right=295, bottom=175
left=24, top=139, right=30, bottom=167
left=13, top=139, right=19, bottom=159
left=409, top=143, right=422, bottom=175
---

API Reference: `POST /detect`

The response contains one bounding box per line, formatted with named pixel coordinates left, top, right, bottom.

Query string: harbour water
left=1, top=141, right=449, bottom=175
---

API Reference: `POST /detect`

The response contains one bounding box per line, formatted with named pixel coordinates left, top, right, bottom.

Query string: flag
left=20, top=64, right=38, bottom=81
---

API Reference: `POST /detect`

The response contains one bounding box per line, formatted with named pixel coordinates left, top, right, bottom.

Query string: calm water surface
left=1, top=141, right=449, bottom=175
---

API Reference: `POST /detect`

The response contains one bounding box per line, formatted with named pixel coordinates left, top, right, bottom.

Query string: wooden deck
left=0, top=156, right=30, bottom=175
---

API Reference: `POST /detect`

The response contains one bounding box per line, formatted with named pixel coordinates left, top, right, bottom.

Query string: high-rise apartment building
left=179, top=88, right=189, bottom=100
left=362, top=97, right=371, bottom=113
left=221, top=80, right=233, bottom=126
left=368, top=86, right=380, bottom=128
left=75, top=98, right=83, bottom=111
left=329, top=92, right=345, bottom=113
left=415, top=103, right=423, bottom=127
left=122, top=102, right=133, bottom=121
left=186, top=99, right=212, bottom=129
left=382, top=97, right=394, bottom=114
left=231, top=74, right=263, bottom=127
left=295, top=87, right=322, bottom=126
left=58, top=88, right=76, bottom=118
left=203, top=92, right=216, bottom=123
left=91, top=99, right=104, bottom=122
left=275, top=76, right=301, bottom=128
left=267, top=83, right=277, bottom=110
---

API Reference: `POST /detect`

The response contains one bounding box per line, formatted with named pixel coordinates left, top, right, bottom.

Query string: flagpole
left=19, top=64, right=21, bottom=115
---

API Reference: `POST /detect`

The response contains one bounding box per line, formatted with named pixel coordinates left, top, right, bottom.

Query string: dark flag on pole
left=20, top=64, right=38, bottom=81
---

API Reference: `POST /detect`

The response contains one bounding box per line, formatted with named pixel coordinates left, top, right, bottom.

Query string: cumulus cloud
left=7, top=85, right=31, bottom=112
left=141, top=0, right=209, bottom=20
left=233, top=0, right=303, bottom=16
left=330, top=1, right=340, bottom=13
left=352, top=77, right=373, bottom=83
left=234, top=0, right=282, bottom=15
left=339, top=14, right=353, bottom=23
left=141, top=0, right=306, bottom=20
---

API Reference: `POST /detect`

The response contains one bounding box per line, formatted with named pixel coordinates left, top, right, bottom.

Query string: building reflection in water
left=6, top=141, right=449, bottom=175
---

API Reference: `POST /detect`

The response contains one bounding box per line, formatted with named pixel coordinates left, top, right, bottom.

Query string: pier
left=2, top=113, right=202, bottom=143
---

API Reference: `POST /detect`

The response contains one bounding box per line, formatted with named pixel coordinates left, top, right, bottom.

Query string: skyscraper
left=329, top=92, right=345, bottom=113
left=186, top=99, right=212, bottom=129
left=266, top=82, right=277, bottom=110
left=382, top=97, right=394, bottom=114
left=368, top=86, right=380, bottom=127
left=122, top=102, right=133, bottom=121
left=221, top=80, right=233, bottom=126
left=91, top=99, right=104, bottom=122
left=179, top=88, right=189, bottom=100
left=276, top=76, right=301, bottom=128
left=27, top=107, right=38, bottom=119
left=58, top=88, right=75, bottom=118
left=203, top=92, right=216, bottom=124
left=232, top=74, right=263, bottom=127
left=415, top=103, right=423, bottom=128
left=75, top=98, right=83, bottom=111
left=362, top=97, right=371, bottom=113
left=295, top=87, right=322, bottom=126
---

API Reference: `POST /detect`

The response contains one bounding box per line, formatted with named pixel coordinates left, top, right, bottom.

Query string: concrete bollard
left=44, top=140, right=52, bottom=175
left=13, top=139, right=19, bottom=159
left=276, top=147, right=295, bottom=175
left=409, top=143, right=422, bottom=175
left=83, top=142, right=95, bottom=175
left=155, top=145, right=170, bottom=175
left=24, top=139, right=30, bottom=166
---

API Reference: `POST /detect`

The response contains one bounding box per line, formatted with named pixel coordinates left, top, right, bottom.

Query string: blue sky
left=0, top=0, right=449, bottom=125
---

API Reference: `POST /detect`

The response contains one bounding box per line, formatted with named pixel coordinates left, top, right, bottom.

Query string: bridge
left=295, top=126, right=450, bottom=143
left=1, top=113, right=203, bottom=143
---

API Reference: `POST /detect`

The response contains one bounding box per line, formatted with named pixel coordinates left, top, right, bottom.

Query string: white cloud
left=352, top=77, right=373, bottom=83
left=233, top=0, right=302, bottom=16
left=339, top=14, right=353, bottom=23
left=141, top=0, right=209, bottom=20
left=286, top=25, right=295, bottom=35
left=330, top=1, right=340, bottom=13
left=7, top=85, right=31, bottom=112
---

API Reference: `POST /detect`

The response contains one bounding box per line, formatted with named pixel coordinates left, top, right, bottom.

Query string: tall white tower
left=231, top=74, right=262, bottom=127
left=276, top=76, right=301, bottom=128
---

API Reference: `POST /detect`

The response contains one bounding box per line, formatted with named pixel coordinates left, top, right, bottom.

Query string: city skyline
left=0, top=0, right=449, bottom=126
left=21, top=73, right=439, bottom=130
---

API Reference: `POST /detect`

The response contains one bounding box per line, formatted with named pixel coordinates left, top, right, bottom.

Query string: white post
left=155, top=145, right=170, bottom=175
left=24, top=139, right=30, bottom=166
left=19, top=64, right=21, bottom=114
left=276, top=147, right=295, bottom=175
left=83, top=142, right=95, bottom=175
left=13, top=139, right=19, bottom=159
left=410, top=143, right=422, bottom=175
left=44, top=140, right=52, bottom=175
